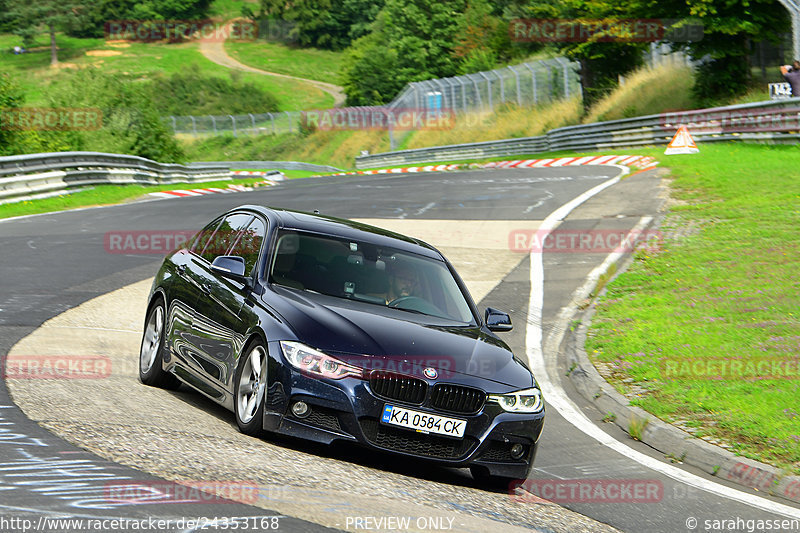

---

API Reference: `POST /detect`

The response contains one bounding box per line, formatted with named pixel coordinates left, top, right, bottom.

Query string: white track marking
left=526, top=170, right=800, bottom=519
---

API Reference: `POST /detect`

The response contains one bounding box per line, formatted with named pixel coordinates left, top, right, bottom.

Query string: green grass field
left=225, top=40, right=344, bottom=84
left=0, top=33, right=332, bottom=111
left=210, top=0, right=260, bottom=18
left=585, top=144, right=800, bottom=474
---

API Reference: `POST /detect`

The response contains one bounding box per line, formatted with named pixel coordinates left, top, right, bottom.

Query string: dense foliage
left=337, top=0, right=791, bottom=107
left=256, top=0, right=385, bottom=50
left=147, top=65, right=280, bottom=116
left=638, top=0, right=789, bottom=105
left=0, top=70, right=185, bottom=161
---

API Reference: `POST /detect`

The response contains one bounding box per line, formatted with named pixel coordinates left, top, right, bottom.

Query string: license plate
left=381, top=404, right=466, bottom=438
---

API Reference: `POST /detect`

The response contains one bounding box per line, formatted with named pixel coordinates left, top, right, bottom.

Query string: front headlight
left=488, top=387, right=543, bottom=413
left=280, top=341, right=363, bottom=380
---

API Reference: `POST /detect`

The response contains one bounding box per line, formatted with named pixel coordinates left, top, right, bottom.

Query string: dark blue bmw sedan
left=139, top=205, right=544, bottom=484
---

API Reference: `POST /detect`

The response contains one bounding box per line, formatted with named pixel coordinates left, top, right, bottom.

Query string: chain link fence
left=387, top=57, right=580, bottom=114
left=169, top=112, right=301, bottom=137
left=167, top=57, right=581, bottom=138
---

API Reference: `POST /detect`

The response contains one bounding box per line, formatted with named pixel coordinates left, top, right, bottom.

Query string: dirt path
left=199, top=37, right=346, bottom=107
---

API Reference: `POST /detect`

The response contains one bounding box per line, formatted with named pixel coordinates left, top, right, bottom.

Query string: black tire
left=234, top=340, right=267, bottom=436
left=139, top=298, right=180, bottom=390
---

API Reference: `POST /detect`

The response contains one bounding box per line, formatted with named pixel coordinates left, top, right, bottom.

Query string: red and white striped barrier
left=324, top=155, right=657, bottom=177
left=149, top=182, right=279, bottom=199
left=326, top=164, right=464, bottom=176
left=482, top=155, right=658, bottom=170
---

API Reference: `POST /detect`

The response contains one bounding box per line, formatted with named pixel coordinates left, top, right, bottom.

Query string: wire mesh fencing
left=387, top=57, right=581, bottom=115
left=166, top=56, right=581, bottom=138
left=169, top=112, right=302, bottom=137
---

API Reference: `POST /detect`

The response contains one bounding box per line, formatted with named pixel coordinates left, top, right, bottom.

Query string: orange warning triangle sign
left=665, top=125, right=699, bottom=154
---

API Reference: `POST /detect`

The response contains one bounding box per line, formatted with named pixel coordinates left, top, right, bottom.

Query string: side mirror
left=485, top=307, right=513, bottom=332
left=211, top=255, right=247, bottom=280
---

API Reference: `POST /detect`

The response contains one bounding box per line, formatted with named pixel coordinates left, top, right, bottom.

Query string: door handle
left=177, top=264, right=186, bottom=274
left=201, top=283, right=213, bottom=295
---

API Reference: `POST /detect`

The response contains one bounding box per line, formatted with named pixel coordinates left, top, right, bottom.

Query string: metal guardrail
left=189, top=160, right=342, bottom=172
left=355, top=99, right=800, bottom=168
left=0, top=152, right=232, bottom=200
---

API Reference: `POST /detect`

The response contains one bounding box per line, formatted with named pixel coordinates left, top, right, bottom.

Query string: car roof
left=235, top=205, right=444, bottom=260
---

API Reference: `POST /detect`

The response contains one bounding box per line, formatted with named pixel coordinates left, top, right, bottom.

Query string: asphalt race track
left=1, top=167, right=799, bottom=533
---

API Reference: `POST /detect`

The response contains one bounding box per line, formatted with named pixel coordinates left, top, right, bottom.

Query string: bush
left=146, top=65, right=280, bottom=116
left=45, top=69, right=185, bottom=162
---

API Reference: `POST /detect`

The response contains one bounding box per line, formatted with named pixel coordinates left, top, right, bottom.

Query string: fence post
left=249, top=113, right=256, bottom=135
left=554, top=57, right=571, bottom=99
left=445, top=78, right=457, bottom=114
left=210, top=115, right=217, bottom=135
left=508, top=66, right=521, bottom=106
left=229, top=115, right=237, bottom=137
left=496, top=70, right=505, bottom=104
left=468, top=74, right=482, bottom=109
left=286, top=111, right=293, bottom=133
left=479, top=72, right=492, bottom=109
left=270, top=113, right=276, bottom=134
left=388, top=106, right=396, bottom=151
left=460, top=78, right=468, bottom=114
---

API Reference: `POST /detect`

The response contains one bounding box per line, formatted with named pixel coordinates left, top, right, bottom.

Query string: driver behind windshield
left=386, top=260, right=419, bottom=303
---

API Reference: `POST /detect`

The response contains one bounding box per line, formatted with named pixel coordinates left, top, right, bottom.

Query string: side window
left=229, top=217, right=266, bottom=276
left=190, top=217, right=223, bottom=257
left=199, top=213, right=253, bottom=264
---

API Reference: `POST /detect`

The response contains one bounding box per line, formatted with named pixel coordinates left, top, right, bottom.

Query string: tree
left=46, top=69, right=185, bottom=162
left=453, top=0, right=503, bottom=74
left=638, top=0, right=789, bottom=104
left=256, top=0, right=385, bottom=50
left=5, top=0, right=90, bottom=66
left=341, top=0, right=469, bottom=104
left=505, top=0, right=647, bottom=110
left=0, top=74, right=66, bottom=155
left=0, top=74, right=26, bottom=155
left=341, top=29, right=404, bottom=105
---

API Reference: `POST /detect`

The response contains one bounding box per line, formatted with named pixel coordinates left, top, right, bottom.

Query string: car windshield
left=269, top=229, right=475, bottom=324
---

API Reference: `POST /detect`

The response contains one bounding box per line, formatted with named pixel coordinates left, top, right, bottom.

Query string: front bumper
left=262, top=341, right=545, bottom=479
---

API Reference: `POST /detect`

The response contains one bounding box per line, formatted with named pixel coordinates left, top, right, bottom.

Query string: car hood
left=266, top=288, right=534, bottom=390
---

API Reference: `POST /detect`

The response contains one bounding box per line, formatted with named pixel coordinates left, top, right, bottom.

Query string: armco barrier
left=188, top=161, right=342, bottom=173
left=0, top=152, right=232, bottom=200
left=355, top=99, right=800, bottom=168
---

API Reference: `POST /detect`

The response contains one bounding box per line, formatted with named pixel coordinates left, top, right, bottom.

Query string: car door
left=166, top=215, right=224, bottom=374
left=188, top=213, right=267, bottom=399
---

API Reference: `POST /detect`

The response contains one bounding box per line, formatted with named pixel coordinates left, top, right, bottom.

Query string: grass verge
left=225, top=41, right=343, bottom=85
left=585, top=143, right=800, bottom=474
